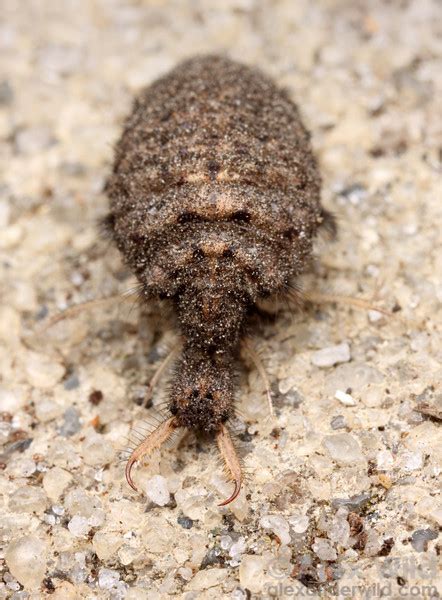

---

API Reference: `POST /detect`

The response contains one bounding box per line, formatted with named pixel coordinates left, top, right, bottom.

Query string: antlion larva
left=104, top=54, right=334, bottom=505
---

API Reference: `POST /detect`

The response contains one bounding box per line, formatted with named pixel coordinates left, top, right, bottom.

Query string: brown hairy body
left=104, top=55, right=329, bottom=504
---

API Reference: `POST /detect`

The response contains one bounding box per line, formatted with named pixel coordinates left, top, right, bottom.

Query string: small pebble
left=282, top=387, right=303, bottom=407
left=260, top=515, right=291, bottom=545
left=177, top=515, right=193, bottom=529
left=330, top=415, right=347, bottom=430
left=323, top=433, right=365, bottom=464
left=327, top=515, right=350, bottom=547
left=7, top=457, right=36, bottom=478
left=23, top=351, right=65, bottom=389
left=81, top=430, right=114, bottom=466
left=63, top=373, right=80, bottom=390
left=332, top=494, right=371, bottom=512
left=14, top=125, right=56, bottom=154
left=231, top=587, right=249, bottom=600
left=415, top=497, right=442, bottom=527
left=229, top=537, right=247, bottom=559
left=177, top=567, right=193, bottom=582
left=186, top=568, right=226, bottom=591
left=43, top=466, right=73, bottom=501
left=200, top=546, right=222, bottom=569
left=5, top=535, right=47, bottom=589
left=0, top=223, right=24, bottom=249
left=312, top=343, right=351, bottom=368
left=67, top=515, right=90, bottom=537
left=400, top=450, right=423, bottom=472
left=98, top=568, right=120, bottom=590
left=146, top=475, right=170, bottom=506
left=59, top=407, right=82, bottom=437
left=368, top=310, right=384, bottom=323
left=312, top=538, right=338, bottom=561
left=376, top=450, right=394, bottom=470
left=8, top=485, right=48, bottom=514
left=378, top=473, right=392, bottom=489
left=93, top=532, right=123, bottom=561
left=239, top=555, right=267, bottom=594
left=0, top=386, right=26, bottom=412
left=410, top=529, right=438, bottom=552
left=289, top=514, right=309, bottom=534
left=220, top=535, right=233, bottom=551
left=335, top=389, right=356, bottom=406
left=35, top=398, right=63, bottom=423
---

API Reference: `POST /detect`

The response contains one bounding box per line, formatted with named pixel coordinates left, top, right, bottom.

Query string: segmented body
left=104, top=55, right=326, bottom=501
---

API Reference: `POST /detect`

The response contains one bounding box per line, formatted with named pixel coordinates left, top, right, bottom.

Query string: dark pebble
left=177, top=514, right=193, bottom=529
left=63, top=373, right=80, bottom=390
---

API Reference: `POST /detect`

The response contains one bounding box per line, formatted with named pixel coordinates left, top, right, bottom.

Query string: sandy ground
left=0, top=1, right=441, bottom=598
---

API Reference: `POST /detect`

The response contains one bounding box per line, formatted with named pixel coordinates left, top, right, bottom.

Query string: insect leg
left=300, top=291, right=395, bottom=317
left=241, top=338, right=274, bottom=418
left=36, top=289, right=139, bottom=333
left=144, top=345, right=180, bottom=407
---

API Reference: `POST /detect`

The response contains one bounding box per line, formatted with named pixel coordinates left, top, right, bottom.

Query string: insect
left=103, top=54, right=335, bottom=505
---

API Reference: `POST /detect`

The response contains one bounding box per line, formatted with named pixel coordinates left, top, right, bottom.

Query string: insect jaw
left=125, top=417, right=243, bottom=507
left=125, top=416, right=178, bottom=492
left=216, top=423, right=243, bottom=506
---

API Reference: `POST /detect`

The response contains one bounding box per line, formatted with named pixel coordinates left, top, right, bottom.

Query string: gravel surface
left=1, top=1, right=441, bottom=598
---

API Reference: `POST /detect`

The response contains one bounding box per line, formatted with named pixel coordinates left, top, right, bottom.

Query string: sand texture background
left=0, top=1, right=441, bottom=598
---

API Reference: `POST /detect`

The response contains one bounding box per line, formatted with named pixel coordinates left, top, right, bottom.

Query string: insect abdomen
left=106, top=55, right=322, bottom=347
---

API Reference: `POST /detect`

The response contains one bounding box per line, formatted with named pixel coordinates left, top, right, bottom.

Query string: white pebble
left=146, top=475, right=170, bottom=506
left=400, top=450, right=423, bottom=472
left=239, top=555, right=267, bottom=594
left=23, top=351, right=65, bottom=389
left=0, top=386, right=26, bottom=412
left=43, top=466, right=73, bottom=501
left=35, top=398, right=64, bottom=423
left=289, top=514, right=309, bottom=534
left=15, top=125, right=55, bottom=154
left=368, top=310, right=383, bottom=323
left=415, top=497, right=442, bottom=527
left=376, top=450, right=394, bottom=470
left=335, top=389, right=356, bottom=406
left=82, top=430, right=114, bottom=466
left=9, top=485, right=48, bottom=514
left=229, top=536, right=247, bottom=558
left=220, top=535, right=233, bottom=550
left=177, top=567, right=193, bottom=581
left=98, top=568, right=120, bottom=589
left=7, top=457, right=36, bottom=478
left=93, top=532, right=123, bottom=561
left=68, top=515, right=90, bottom=537
left=186, top=568, right=226, bottom=591
left=312, top=343, right=351, bottom=368
left=327, top=517, right=350, bottom=547
left=5, top=535, right=47, bottom=589
left=312, top=537, right=337, bottom=561
left=322, top=433, right=365, bottom=464
left=260, top=515, right=291, bottom=545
